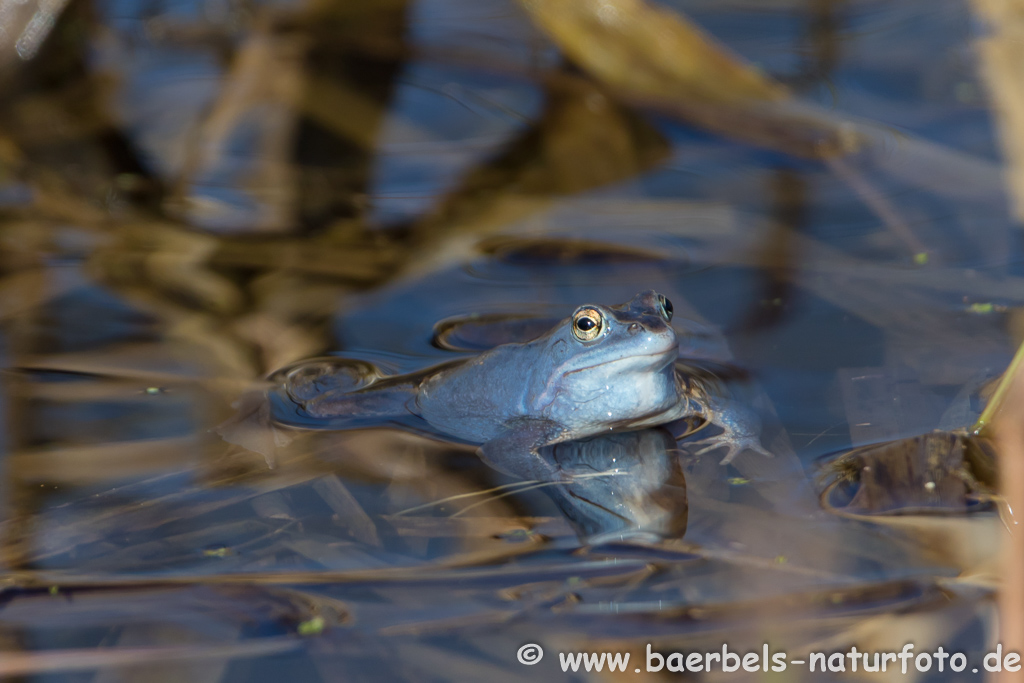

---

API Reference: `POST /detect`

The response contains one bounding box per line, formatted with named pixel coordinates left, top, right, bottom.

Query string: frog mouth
left=568, top=345, right=678, bottom=374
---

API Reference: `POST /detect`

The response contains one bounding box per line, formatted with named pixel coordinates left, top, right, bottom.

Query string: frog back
left=413, top=341, right=548, bottom=443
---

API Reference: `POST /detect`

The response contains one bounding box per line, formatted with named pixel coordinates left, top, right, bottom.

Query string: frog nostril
left=628, top=323, right=640, bottom=335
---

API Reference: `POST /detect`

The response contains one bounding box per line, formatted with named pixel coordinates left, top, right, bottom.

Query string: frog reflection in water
left=279, top=290, right=769, bottom=481
left=545, top=428, right=689, bottom=543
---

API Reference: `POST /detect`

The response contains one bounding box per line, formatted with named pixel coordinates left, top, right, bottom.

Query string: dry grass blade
left=518, top=0, right=784, bottom=106
left=9, top=436, right=205, bottom=484
left=447, top=471, right=625, bottom=518
left=311, top=475, right=381, bottom=547
left=516, top=0, right=860, bottom=159
left=825, top=155, right=926, bottom=257
left=974, top=339, right=1024, bottom=437
left=3, top=534, right=550, bottom=588
left=15, top=343, right=209, bottom=382
left=0, top=639, right=302, bottom=677
left=404, top=77, right=669, bottom=274
left=170, top=28, right=306, bottom=233
left=393, top=471, right=622, bottom=519
left=384, top=516, right=562, bottom=538
left=393, top=479, right=557, bottom=516
left=0, top=0, right=72, bottom=68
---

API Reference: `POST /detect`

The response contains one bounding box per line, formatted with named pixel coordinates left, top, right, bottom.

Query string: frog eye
left=657, top=294, right=673, bottom=322
left=571, top=307, right=604, bottom=342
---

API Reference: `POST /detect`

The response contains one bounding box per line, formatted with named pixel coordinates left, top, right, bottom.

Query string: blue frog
left=277, top=290, right=770, bottom=481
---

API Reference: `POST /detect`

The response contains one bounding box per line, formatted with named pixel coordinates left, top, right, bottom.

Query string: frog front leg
left=687, top=396, right=773, bottom=465
left=478, top=417, right=568, bottom=482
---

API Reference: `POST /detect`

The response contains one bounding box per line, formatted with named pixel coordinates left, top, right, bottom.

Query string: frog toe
left=716, top=444, right=742, bottom=465
left=687, top=436, right=772, bottom=464
left=689, top=438, right=725, bottom=457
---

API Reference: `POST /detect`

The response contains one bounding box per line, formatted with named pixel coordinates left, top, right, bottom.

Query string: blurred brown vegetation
left=0, top=0, right=1021, bottom=679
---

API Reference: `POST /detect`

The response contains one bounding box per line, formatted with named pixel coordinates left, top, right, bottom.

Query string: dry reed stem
left=994, top=361, right=1024, bottom=683
left=972, top=0, right=1024, bottom=223
left=972, top=1, right=1024, bottom=673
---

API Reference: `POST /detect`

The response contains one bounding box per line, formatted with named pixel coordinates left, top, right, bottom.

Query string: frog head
left=546, top=289, right=678, bottom=374
left=531, top=290, right=681, bottom=428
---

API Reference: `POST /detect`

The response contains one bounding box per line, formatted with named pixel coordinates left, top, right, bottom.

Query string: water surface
left=0, top=0, right=1016, bottom=679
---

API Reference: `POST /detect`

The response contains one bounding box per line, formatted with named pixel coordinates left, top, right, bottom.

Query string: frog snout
left=628, top=319, right=668, bottom=336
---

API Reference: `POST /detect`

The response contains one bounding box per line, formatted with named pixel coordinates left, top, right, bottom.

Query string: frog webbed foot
left=689, top=434, right=773, bottom=465
left=686, top=397, right=773, bottom=465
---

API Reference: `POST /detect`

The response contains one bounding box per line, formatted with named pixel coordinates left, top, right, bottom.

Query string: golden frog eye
left=571, top=307, right=604, bottom=342
left=657, top=294, right=673, bottom=321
